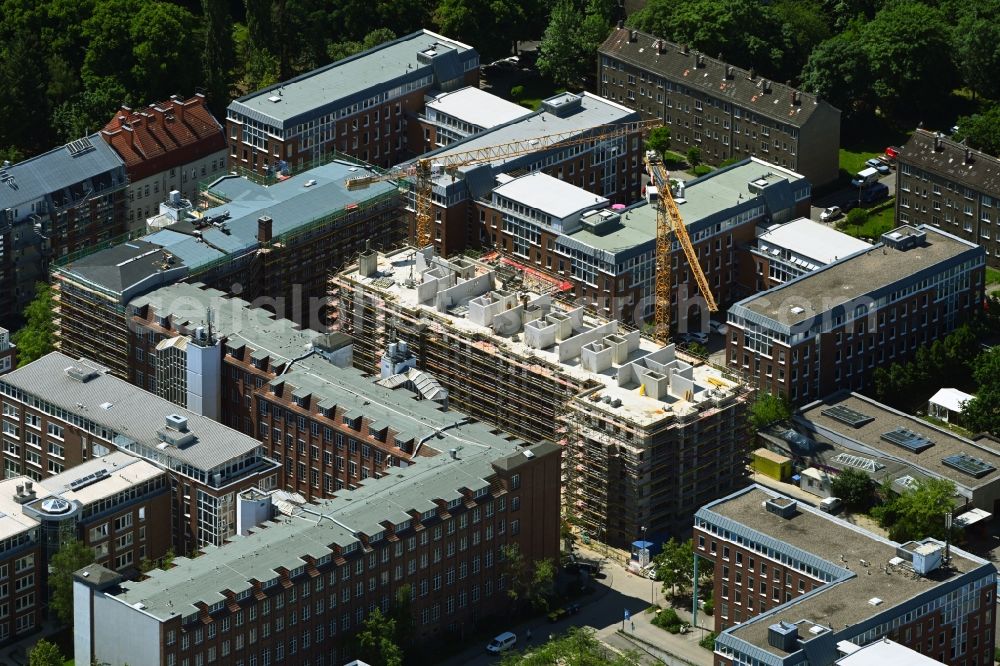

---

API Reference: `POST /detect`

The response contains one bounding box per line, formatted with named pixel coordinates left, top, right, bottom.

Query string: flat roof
left=337, top=248, right=743, bottom=427
left=757, top=218, right=870, bottom=266
left=493, top=172, right=608, bottom=219
left=41, top=451, right=163, bottom=507
left=735, top=225, right=982, bottom=328
left=836, top=638, right=943, bottom=665
left=0, top=479, right=40, bottom=543
left=110, top=435, right=559, bottom=622
left=703, top=485, right=990, bottom=653
left=677, top=158, right=806, bottom=225
left=798, top=392, right=1000, bottom=491
left=229, top=30, right=475, bottom=127
left=1, top=353, right=264, bottom=472
left=426, top=86, right=532, bottom=128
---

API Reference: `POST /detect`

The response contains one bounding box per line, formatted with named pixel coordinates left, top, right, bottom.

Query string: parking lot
left=810, top=166, right=897, bottom=226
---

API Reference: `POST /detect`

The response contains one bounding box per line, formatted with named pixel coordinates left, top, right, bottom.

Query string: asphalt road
left=810, top=168, right=897, bottom=225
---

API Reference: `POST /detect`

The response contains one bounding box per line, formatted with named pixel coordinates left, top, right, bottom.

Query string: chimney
left=748, top=67, right=755, bottom=80
left=681, top=43, right=689, bottom=55
left=964, top=147, right=973, bottom=164
left=763, top=80, right=771, bottom=94
left=258, top=215, right=273, bottom=243
left=696, top=54, right=705, bottom=68
left=791, top=90, right=801, bottom=105
left=172, top=96, right=185, bottom=123
left=629, top=30, right=638, bottom=42
left=934, top=133, right=943, bottom=151
left=616, top=19, right=624, bottom=29
left=726, top=66, right=734, bottom=80
left=655, top=40, right=664, bottom=54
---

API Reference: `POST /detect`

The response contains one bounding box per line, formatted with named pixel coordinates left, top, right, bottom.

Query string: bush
left=846, top=208, right=869, bottom=227
left=651, top=607, right=683, bottom=633
left=700, top=631, right=717, bottom=650
left=686, top=147, right=702, bottom=166
left=510, top=85, right=525, bottom=101
left=692, top=164, right=713, bottom=176
left=702, top=596, right=714, bottom=616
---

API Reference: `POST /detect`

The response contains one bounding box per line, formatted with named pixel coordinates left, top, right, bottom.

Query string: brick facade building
left=598, top=27, right=841, bottom=187
left=696, top=486, right=996, bottom=666
left=726, top=225, right=985, bottom=403
left=896, top=129, right=1000, bottom=267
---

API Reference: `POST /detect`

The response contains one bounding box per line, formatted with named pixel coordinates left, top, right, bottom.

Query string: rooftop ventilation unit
left=767, top=622, right=798, bottom=651
left=64, top=366, right=99, bottom=383
left=164, top=414, right=188, bottom=432
left=764, top=496, right=797, bottom=519
left=69, top=468, right=111, bottom=492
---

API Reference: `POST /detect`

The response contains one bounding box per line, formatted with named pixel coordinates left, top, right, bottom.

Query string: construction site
left=330, top=245, right=752, bottom=546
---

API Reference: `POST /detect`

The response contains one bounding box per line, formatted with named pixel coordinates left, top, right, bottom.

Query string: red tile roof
left=99, top=94, right=226, bottom=182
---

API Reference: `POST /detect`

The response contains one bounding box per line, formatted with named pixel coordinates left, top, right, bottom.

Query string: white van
left=851, top=167, right=879, bottom=188
left=819, top=497, right=843, bottom=514
left=487, top=631, right=518, bottom=654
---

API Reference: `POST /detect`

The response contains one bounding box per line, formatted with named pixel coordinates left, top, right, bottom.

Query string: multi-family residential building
left=476, top=157, right=810, bottom=324
left=0, top=352, right=279, bottom=553
left=0, top=452, right=169, bottom=645
left=598, top=27, right=841, bottom=187
left=415, top=86, right=532, bottom=151
left=726, top=225, right=985, bottom=402
left=0, top=329, right=13, bottom=375
left=332, top=247, right=751, bottom=545
left=99, top=94, right=227, bottom=232
left=695, top=485, right=996, bottom=666
left=52, top=159, right=399, bottom=379
left=896, top=128, right=1000, bottom=266
left=412, top=91, right=643, bottom=257
left=0, top=136, right=127, bottom=326
left=748, top=218, right=869, bottom=292
left=226, top=30, right=479, bottom=174
left=74, top=417, right=560, bottom=666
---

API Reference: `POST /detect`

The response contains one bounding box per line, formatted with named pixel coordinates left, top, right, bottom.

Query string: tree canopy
left=953, top=106, right=1000, bottom=157
left=872, top=478, right=957, bottom=542
left=652, top=538, right=694, bottom=598
left=830, top=468, right=877, bottom=512
left=500, top=627, right=641, bottom=666
left=748, top=392, right=792, bottom=432
left=49, top=535, right=95, bottom=624
left=12, top=283, right=54, bottom=367
left=28, top=639, right=64, bottom=666
left=357, top=607, right=403, bottom=666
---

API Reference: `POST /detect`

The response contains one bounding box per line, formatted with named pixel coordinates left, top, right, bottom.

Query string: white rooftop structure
left=757, top=218, right=870, bottom=268
left=345, top=247, right=740, bottom=427
left=929, top=387, right=974, bottom=415
left=425, top=87, right=532, bottom=130
left=835, top=638, right=943, bottom=665
left=492, top=172, right=609, bottom=222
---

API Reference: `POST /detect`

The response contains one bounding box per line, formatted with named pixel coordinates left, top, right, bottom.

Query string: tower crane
left=346, top=119, right=661, bottom=248
left=644, top=152, right=718, bottom=345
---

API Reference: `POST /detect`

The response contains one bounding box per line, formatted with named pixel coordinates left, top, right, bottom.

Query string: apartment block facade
left=475, top=158, right=810, bottom=325
left=100, top=94, right=227, bottom=232
left=598, top=28, right=841, bottom=187
left=0, top=329, right=13, bottom=375
left=0, top=136, right=127, bottom=326
left=0, top=353, right=279, bottom=554
left=896, top=129, right=1000, bottom=267
left=52, top=160, right=399, bottom=379
left=226, top=30, right=479, bottom=174
left=696, top=486, right=996, bottom=666
left=726, top=225, right=985, bottom=403
left=333, top=248, right=751, bottom=546
left=75, top=437, right=561, bottom=666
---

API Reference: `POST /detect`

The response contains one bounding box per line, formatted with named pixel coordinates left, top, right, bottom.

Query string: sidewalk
left=600, top=603, right=712, bottom=666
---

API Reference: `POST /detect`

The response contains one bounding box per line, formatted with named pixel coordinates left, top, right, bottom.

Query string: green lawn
left=838, top=201, right=897, bottom=240
left=986, top=267, right=1000, bottom=286
left=508, top=76, right=564, bottom=111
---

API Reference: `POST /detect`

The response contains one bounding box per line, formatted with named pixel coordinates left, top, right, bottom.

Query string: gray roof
left=0, top=134, right=125, bottom=210
left=798, top=392, right=1000, bottom=492
left=599, top=28, right=839, bottom=126
left=109, top=412, right=557, bottom=623
left=900, top=129, right=1000, bottom=194
left=0, top=352, right=264, bottom=472
left=732, top=225, right=983, bottom=330
left=228, top=30, right=476, bottom=129
left=702, top=485, right=990, bottom=655
left=53, top=160, right=395, bottom=298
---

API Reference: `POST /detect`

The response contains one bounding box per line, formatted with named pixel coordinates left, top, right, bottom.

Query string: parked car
left=859, top=182, right=890, bottom=204
left=677, top=332, right=709, bottom=344
left=564, top=603, right=581, bottom=615
left=820, top=206, right=842, bottom=222
left=708, top=320, right=727, bottom=334
left=884, top=146, right=900, bottom=161
left=851, top=167, right=880, bottom=188
left=865, top=158, right=891, bottom=175
left=487, top=632, right=518, bottom=654
left=819, top=497, right=843, bottom=514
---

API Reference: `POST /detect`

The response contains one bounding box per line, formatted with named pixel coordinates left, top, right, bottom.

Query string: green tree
left=28, top=639, right=64, bottom=666
left=537, top=0, right=584, bottom=87
left=390, top=583, right=415, bottom=649
left=434, top=0, right=526, bottom=63
left=49, top=535, right=96, bottom=624
left=499, top=627, right=641, bottom=665
left=652, top=538, right=694, bottom=598
left=328, top=28, right=398, bottom=63
left=963, top=346, right=1000, bottom=434
left=858, top=1, right=956, bottom=116
left=952, top=2, right=1000, bottom=101
left=202, top=0, right=235, bottom=115
left=530, top=558, right=556, bottom=611
left=686, top=146, right=701, bottom=167
left=872, top=478, right=957, bottom=542
left=953, top=106, right=1000, bottom=157
left=357, top=607, right=403, bottom=666
left=830, top=468, right=877, bottom=511
left=0, top=30, right=52, bottom=154
left=12, top=283, right=54, bottom=366
left=846, top=207, right=868, bottom=227
left=645, top=126, right=672, bottom=156
left=748, top=392, right=791, bottom=432
left=800, top=30, right=872, bottom=117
